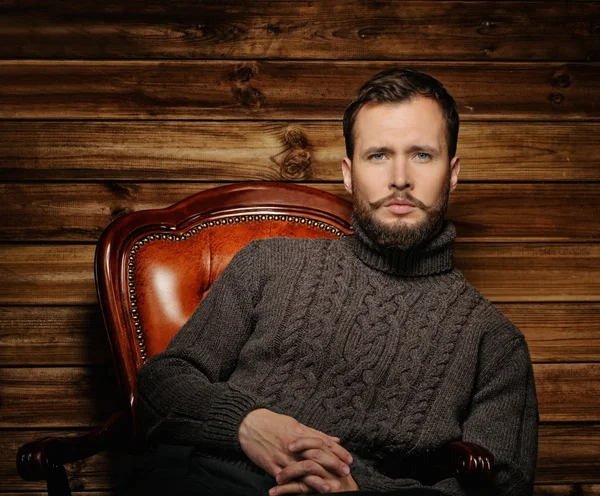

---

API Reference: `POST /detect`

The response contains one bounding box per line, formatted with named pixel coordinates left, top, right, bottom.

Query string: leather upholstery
left=133, top=218, right=345, bottom=359
left=95, top=183, right=353, bottom=408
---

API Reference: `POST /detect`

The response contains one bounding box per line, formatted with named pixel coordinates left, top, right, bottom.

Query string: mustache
left=369, top=192, right=428, bottom=211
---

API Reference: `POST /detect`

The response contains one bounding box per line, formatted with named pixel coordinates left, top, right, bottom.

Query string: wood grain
left=2, top=304, right=598, bottom=366
left=1, top=121, right=599, bottom=182
left=0, top=364, right=597, bottom=427
left=0, top=306, right=111, bottom=366
left=455, top=243, right=600, bottom=302
left=0, top=1, right=597, bottom=61
left=2, top=182, right=599, bottom=242
left=1, top=425, right=599, bottom=488
left=536, top=364, right=600, bottom=422
left=0, top=245, right=97, bottom=305
left=1, top=243, right=598, bottom=305
left=537, top=424, right=600, bottom=483
left=534, top=487, right=600, bottom=496
left=1, top=61, right=597, bottom=120
left=0, top=367, right=122, bottom=428
left=497, top=303, right=600, bottom=363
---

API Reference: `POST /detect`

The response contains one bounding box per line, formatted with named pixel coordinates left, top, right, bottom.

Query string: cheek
left=415, top=170, right=448, bottom=204
left=354, top=170, right=388, bottom=200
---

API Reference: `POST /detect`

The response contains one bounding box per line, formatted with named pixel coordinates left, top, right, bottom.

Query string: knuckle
left=311, top=448, right=323, bottom=460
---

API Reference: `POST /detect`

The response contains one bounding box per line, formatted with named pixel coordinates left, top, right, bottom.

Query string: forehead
left=353, top=97, right=447, bottom=151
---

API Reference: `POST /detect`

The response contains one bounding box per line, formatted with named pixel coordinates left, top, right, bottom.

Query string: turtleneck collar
left=351, top=216, right=456, bottom=277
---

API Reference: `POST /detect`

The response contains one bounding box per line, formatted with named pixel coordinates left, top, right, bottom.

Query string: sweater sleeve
left=459, top=335, right=538, bottom=495
left=135, top=241, right=268, bottom=451
left=351, top=335, right=538, bottom=496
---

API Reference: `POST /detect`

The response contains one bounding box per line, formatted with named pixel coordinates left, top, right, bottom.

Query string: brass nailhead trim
left=128, top=214, right=346, bottom=363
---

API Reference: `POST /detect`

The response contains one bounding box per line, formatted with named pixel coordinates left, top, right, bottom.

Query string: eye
left=369, top=153, right=386, bottom=161
left=415, top=152, right=431, bottom=161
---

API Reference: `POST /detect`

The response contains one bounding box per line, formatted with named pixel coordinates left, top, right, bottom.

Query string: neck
left=351, top=217, right=455, bottom=276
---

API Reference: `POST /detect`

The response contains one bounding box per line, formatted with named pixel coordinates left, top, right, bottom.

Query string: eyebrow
left=363, top=146, right=395, bottom=157
left=406, top=145, right=440, bottom=155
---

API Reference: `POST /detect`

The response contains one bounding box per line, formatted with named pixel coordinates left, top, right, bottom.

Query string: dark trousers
left=119, top=445, right=446, bottom=496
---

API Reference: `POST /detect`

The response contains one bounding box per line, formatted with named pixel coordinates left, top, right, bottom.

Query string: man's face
left=342, top=97, right=460, bottom=249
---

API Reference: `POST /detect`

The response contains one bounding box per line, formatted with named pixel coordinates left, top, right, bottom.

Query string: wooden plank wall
left=1, top=1, right=599, bottom=494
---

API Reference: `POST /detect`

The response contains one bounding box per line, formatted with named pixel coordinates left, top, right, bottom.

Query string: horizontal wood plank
left=536, top=364, right=600, bottom=422
left=497, top=303, right=600, bottom=363
left=2, top=425, right=599, bottom=488
left=1, top=121, right=599, bottom=182
left=534, top=486, right=600, bottom=496
left=2, top=182, right=599, bottom=243
left=0, top=306, right=111, bottom=365
left=454, top=243, right=600, bottom=302
left=2, top=303, right=598, bottom=366
left=0, top=364, right=597, bottom=427
left=0, top=1, right=597, bottom=61
left=1, top=242, right=598, bottom=305
left=0, top=368, right=122, bottom=428
left=1, top=61, right=597, bottom=120
left=536, top=424, right=600, bottom=483
left=2, top=429, right=116, bottom=491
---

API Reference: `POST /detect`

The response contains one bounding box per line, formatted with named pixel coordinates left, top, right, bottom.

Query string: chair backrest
left=95, top=182, right=353, bottom=411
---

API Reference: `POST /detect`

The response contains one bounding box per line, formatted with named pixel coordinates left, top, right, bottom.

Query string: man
left=133, top=68, right=538, bottom=495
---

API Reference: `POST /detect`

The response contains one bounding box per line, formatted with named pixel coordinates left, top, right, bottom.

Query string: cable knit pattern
left=136, top=221, right=538, bottom=495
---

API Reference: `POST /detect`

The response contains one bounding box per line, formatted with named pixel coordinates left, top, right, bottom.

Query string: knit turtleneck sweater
left=137, top=222, right=538, bottom=495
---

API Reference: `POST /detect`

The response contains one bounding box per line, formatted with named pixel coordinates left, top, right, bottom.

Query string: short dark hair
left=343, top=68, right=459, bottom=160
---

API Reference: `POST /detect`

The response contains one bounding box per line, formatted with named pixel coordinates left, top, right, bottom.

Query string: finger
left=276, top=475, right=331, bottom=495
left=307, top=426, right=338, bottom=444
left=290, top=436, right=353, bottom=468
left=305, top=429, right=352, bottom=464
left=276, top=459, right=328, bottom=485
left=288, top=441, right=350, bottom=477
left=269, top=480, right=311, bottom=495
left=328, top=440, right=353, bottom=465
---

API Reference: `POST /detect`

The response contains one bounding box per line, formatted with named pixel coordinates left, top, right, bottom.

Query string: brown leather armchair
left=17, top=183, right=494, bottom=495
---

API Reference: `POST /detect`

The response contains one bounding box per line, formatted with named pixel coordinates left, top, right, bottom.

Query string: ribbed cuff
left=197, top=386, right=262, bottom=450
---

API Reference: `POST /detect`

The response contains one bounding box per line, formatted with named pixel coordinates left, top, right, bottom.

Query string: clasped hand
left=238, top=408, right=358, bottom=494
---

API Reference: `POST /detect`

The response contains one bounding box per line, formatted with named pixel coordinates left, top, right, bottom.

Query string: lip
left=384, top=199, right=417, bottom=215
left=386, top=203, right=416, bottom=215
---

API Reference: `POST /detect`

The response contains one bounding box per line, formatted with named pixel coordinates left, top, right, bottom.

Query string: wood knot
left=266, top=24, right=281, bottom=35
left=111, top=206, right=133, bottom=220
left=481, top=45, right=495, bottom=57
left=231, top=65, right=256, bottom=83
left=230, top=65, right=266, bottom=109
left=272, top=127, right=312, bottom=180
left=476, top=19, right=497, bottom=34
left=106, top=182, right=137, bottom=200
left=232, top=85, right=266, bottom=109
left=281, top=149, right=312, bottom=179
left=284, top=128, right=308, bottom=148
left=551, top=71, right=572, bottom=89
left=548, top=93, right=565, bottom=105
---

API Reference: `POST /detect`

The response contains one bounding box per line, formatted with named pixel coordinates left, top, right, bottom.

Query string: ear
left=342, top=157, right=353, bottom=195
left=449, top=156, right=460, bottom=193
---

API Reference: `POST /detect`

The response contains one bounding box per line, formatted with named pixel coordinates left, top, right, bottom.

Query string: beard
left=352, top=175, right=450, bottom=250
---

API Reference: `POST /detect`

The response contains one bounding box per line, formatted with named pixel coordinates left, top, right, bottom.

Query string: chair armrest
left=379, top=440, right=494, bottom=486
left=443, top=441, right=494, bottom=483
left=17, top=409, right=132, bottom=482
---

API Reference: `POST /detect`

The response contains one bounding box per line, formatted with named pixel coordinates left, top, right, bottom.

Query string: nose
left=390, top=157, right=412, bottom=191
